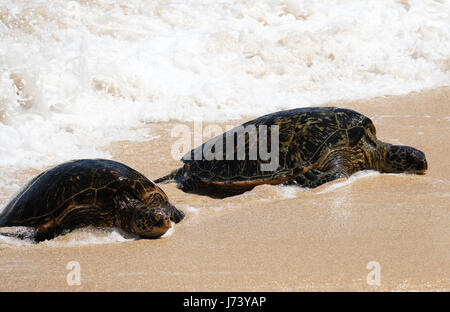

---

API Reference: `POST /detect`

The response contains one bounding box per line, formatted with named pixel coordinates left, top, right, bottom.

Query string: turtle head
left=381, top=145, right=427, bottom=174
left=132, top=204, right=172, bottom=238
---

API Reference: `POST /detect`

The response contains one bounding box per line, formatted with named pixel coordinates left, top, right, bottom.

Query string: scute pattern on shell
left=0, top=159, right=159, bottom=228
left=181, top=107, right=374, bottom=183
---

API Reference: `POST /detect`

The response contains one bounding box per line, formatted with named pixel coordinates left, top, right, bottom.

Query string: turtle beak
left=165, top=202, right=185, bottom=223
left=134, top=207, right=172, bottom=239
left=414, top=158, right=428, bottom=174
left=148, top=209, right=171, bottom=233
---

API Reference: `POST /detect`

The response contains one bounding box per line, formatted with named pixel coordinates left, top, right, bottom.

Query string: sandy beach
left=0, top=86, right=449, bottom=291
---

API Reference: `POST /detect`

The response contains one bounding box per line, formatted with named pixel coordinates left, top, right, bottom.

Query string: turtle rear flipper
left=154, top=168, right=183, bottom=184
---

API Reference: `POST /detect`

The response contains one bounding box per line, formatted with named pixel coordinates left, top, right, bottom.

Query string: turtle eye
left=407, top=150, right=427, bottom=172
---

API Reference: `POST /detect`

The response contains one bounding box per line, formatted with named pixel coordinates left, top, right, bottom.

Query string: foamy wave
left=43, top=228, right=137, bottom=247
left=0, top=227, right=35, bottom=247
left=317, top=170, right=380, bottom=194
left=181, top=204, right=200, bottom=215
left=0, top=0, right=449, bottom=173
left=275, top=185, right=307, bottom=198
left=0, top=174, right=23, bottom=207
left=160, top=221, right=175, bottom=238
left=0, top=227, right=136, bottom=248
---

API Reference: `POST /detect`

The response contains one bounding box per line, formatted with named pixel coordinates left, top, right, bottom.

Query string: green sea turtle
left=155, top=107, right=427, bottom=198
left=0, top=159, right=184, bottom=242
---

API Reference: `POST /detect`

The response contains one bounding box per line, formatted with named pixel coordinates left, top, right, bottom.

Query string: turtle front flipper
left=34, top=227, right=62, bottom=242
left=289, top=169, right=348, bottom=188
left=35, top=203, right=112, bottom=242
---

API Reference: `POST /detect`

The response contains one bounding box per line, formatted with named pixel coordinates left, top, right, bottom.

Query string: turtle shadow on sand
left=155, top=107, right=427, bottom=199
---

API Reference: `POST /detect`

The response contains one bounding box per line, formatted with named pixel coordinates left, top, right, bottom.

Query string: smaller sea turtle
left=0, top=159, right=184, bottom=242
left=155, top=107, right=427, bottom=198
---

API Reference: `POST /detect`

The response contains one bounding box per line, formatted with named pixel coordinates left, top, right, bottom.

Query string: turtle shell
left=181, top=107, right=375, bottom=184
left=0, top=159, right=167, bottom=229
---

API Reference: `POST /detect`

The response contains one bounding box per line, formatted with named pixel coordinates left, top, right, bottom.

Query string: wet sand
left=0, top=87, right=449, bottom=291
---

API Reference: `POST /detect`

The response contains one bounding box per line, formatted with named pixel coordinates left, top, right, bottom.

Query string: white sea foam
left=0, top=228, right=35, bottom=247
left=275, top=185, right=305, bottom=198
left=183, top=204, right=200, bottom=215
left=0, top=227, right=136, bottom=248
left=317, top=170, right=380, bottom=194
left=0, top=0, right=449, bottom=173
left=160, top=221, right=175, bottom=238
left=0, top=223, right=179, bottom=247
left=44, top=228, right=137, bottom=247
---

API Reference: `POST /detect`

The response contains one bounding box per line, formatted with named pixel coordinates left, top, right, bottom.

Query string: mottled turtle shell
left=0, top=159, right=169, bottom=229
left=181, top=107, right=375, bottom=184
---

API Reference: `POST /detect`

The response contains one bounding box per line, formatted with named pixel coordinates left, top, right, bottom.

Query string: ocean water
left=0, top=0, right=449, bottom=173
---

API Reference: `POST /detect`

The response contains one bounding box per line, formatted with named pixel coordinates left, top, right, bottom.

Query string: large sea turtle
left=155, top=107, right=427, bottom=198
left=0, top=159, right=184, bottom=242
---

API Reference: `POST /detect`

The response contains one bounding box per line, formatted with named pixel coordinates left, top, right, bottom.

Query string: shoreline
left=0, top=86, right=449, bottom=291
